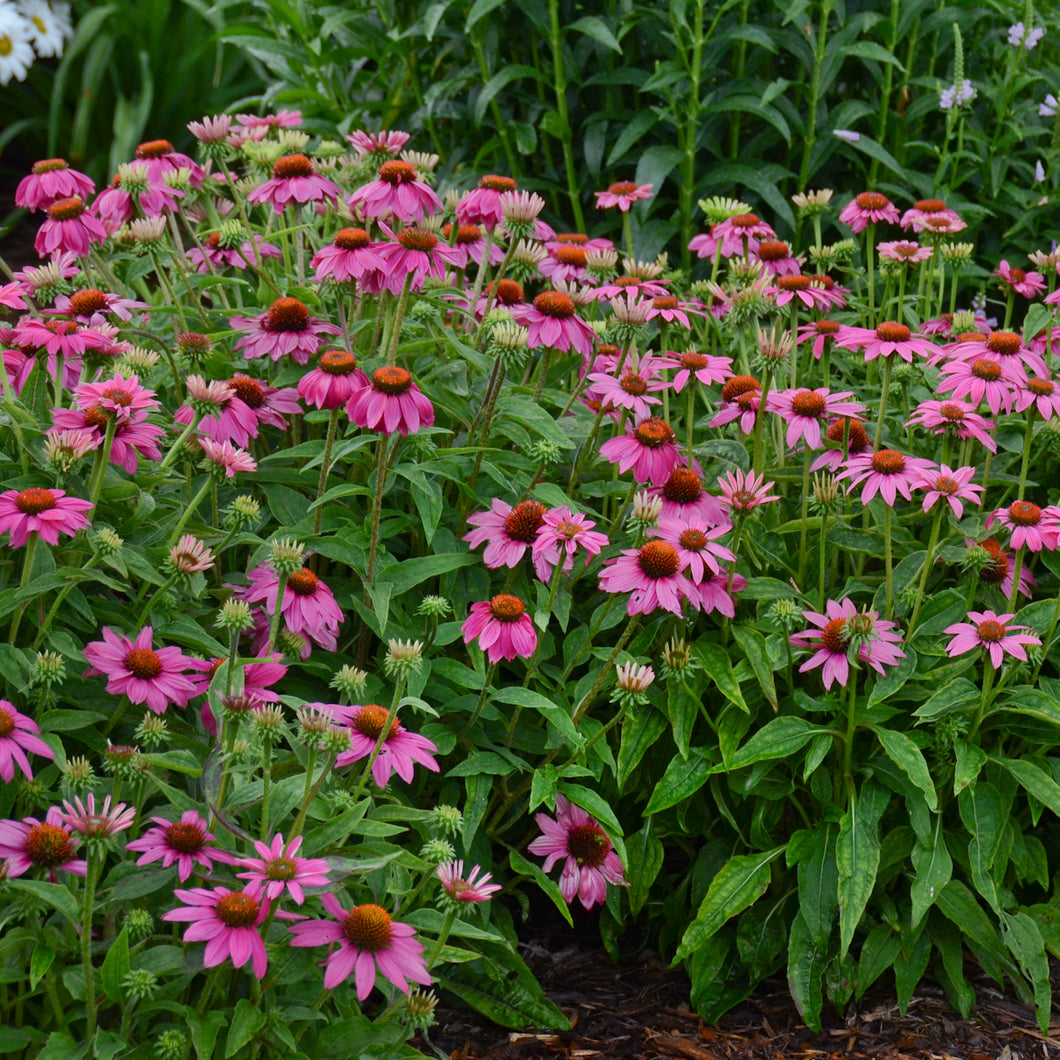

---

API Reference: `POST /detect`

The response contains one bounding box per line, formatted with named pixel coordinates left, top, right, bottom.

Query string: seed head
left=123, top=968, right=159, bottom=1002
left=155, top=1029, right=190, bottom=1060
left=384, top=639, right=424, bottom=679
left=420, top=837, right=456, bottom=864
left=223, top=495, right=262, bottom=530
left=103, top=742, right=144, bottom=778
left=330, top=664, right=369, bottom=701
left=431, top=804, right=463, bottom=837
left=216, top=599, right=253, bottom=634
left=629, top=490, right=664, bottom=540
left=92, top=527, right=124, bottom=557
left=766, top=598, right=800, bottom=630
left=125, top=908, right=154, bottom=940
left=134, top=713, right=168, bottom=749
left=269, top=537, right=306, bottom=577
left=62, top=756, right=94, bottom=792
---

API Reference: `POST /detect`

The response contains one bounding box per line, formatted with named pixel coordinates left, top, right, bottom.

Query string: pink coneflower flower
left=186, top=232, right=282, bottom=273
left=986, top=500, right=1060, bottom=552
left=598, top=539, right=695, bottom=615
left=837, top=191, right=900, bottom=233
left=877, top=240, right=933, bottom=264
left=288, top=895, right=431, bottom=997
left=594, top=180, right=653, bottom=211
left=766, top=388, right=866, bottom=451
left=332, top=704, right=439, bottom=785
left=656, top=516, right=735, bottom=580
left=648, top=466, right=729, bottom=525
left=48, top=287, right=147, bottom=324
left=790, top=598, right=905, bottom=689
left=193, top=654, right=287, bottom=737
left=474, top=277, right=525, bottom=319
left=587, top=354, right=666, bottom=420
left=347, top=128, right=410, bottom=159
left=528, top=794, right=626, bottom=910
left=994, top=259, right=1045, bottom=298
left=947, top=330, right=1048, bottom=379
left=590, top=275, right=669, bottom=302
left=754, top=239, right=801, bottom=276
left=44, top=427, right=97, bottom=470
left=836, top=321, right=942, bottom=363
left=518, top=290, right=596, bottom=357
left=348, top=159, right=440, bottom=223
left=767, top=274, right=833, bottom=310
left=808, top=273, right=850, bottom=311
left=83, top=626, right=199, bottom=714
left=693, top=567, right=747, bottom=617
left=163, top=887, right=269, bottom=978
left=437, top=860, right=501, bottom=902
left=348, top=366, right=434, bottom=436
left=170, top=534, right=215, bottom=574
left=187, top=113, right=232, bottom=144
left=0, top=700, right=53, bottom=782
left=74, top=373, right=158, bottom=425
left=231, top=297, right=341, bottom=366
left=35, top=195, right=107, bottom=258
left=176, top=373, right=298, bottom=448
left=1015, top=375, right=1060, bottom=418
left=837, top=449, right=937, bottom=506
left=935, top=356, right=1022, bottom=415
left=810, top=417, right=873, bottom=473
left=16, top=158, right=94, bottom=212
left=531, top=505, right=610, bottom=578
left=690, top=213, right=776, bottom=259
left=462, top=595, right=537, bottom=662
left=464, top=498, right=547, bottom=571
left=244, top=564, right=344, bottom=653
left=126, top=810, right=231, bottom=881
left=58, top=794, right=136, bottom=839
left=0, top=280, right=29, bottom=311
left=796, top=320, right=845, bottom=360
left=914, top=211, right=967, bottom=236
left=717, top=469, right=779, bottom=513
left=238, top=833, right=330, bottom=905
left=0, top=487, right=92, bottom=547
left=944, top=610, right=1041, bottom=668
left=539, top=243, right=592, bottom=286
left=599, top=417, right=683, bottom=486
left=310, top=227, right=385, bottom=285
left=644, top=295, right=705, bottom=329
left=656, top=350, right=733, bottom=393
left=907, top=399, right=996, bottom=453
left=247, top=154, right=341, bottom=215
left=200, top=438, right=258, bottom=477
left=710, top=375, right=761, bottom=435
left=441, top=223, right=505, bottom=271
left=133, top=139, right=204, bottom=188
left=916, top=465, right=984, bottom=519
left=457, top=174, right=518, bottom=228
left=49, top=408, right=163, bottom=474
left=92, top=165, right=183, bottom=229
left=298, top=349, right=368, bottom=410
left=969, top=537, right=1034, bottom=599
left=0, top=809, right=86, bottom=878
left=899, top=198, right=952, bottom=231
left=376, top=225, right=461, bottom=293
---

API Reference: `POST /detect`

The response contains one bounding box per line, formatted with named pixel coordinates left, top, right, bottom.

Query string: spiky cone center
left=566, top=823, right=611, bottom=867
left=532, top=291, right=575, bottom=319
left=819, top=617, right=851, bottom=654
left=177, top=332, right=211, bottom=358
left=976, top=620, right=1006, bottom=643
left=987, top=331, right=1020, bottom=356
left=0, top=705, right=14, bottom=738
left=914, top=199, right=946, bottom=212
left=488, top=594, right=526, bottom=622
left=503, top=500, right=546, bottom=543
left=1028, top=377, right=1055, bottom=396
left=443, top=223, right=482, bottom=244
left=855, top=191, right=889, bottom=210
left=791, top=390, right=826, bottom=417
left=1009, top=501, right=1042, bottom=526
left=757, top=240, right=790, bottom=261
left=633, top=418, right=676, bottom=448
left=721, top=375, right=761, bottom=402
left=287, top=567, right=320, bottom=596
left=334, top=227, right=370, bottom=250
left=47, top=196, right=86, bottom=220
left=637, top=540, right=680, bottom=578
left=372, top=365, right=413, bottom=395
left=933, top=475, right=959, bottom=495
left=265, top=297, right=310, bottom=333
left=679, top=352, right=708, bottom=370
left=24, top=823, right=77, bottom=867
left=958, top=332, right=986, bottom=343
left=922, top=215, right=954, bottom=232
left=480, top=174, right=517, bottom=191
left=870, top=450, right=906, bottom=475
left=15, top=488, right=57, bottom=515
left=85, top=405, right=110, bottom=430
left=938, top=402, right=968, bottom=422
left=1005, top=267, right=1027, bottom=284
left=229, top=374, right=265, bottom=409
left=556, top=233, right=588, bottom=245
left=663, top=467, right=704, bottom=503
left=69, top=288, right=108, bottom=315
left=810, top=274, right=836, bottom=291
left=613, top=276, right=641, bottom=288
left=125, top=647, right=163, bottom=680
left=102, top=387, right=133, bottom=407
left=556, top=520, right=581, bottom=539
left=970, top=359, right=1002, bottom=381
left=318, top=349, right=358, bottom=376
left=378, top=160, right=416, bottom=185
left=32, top=158, right=69, bottom=174
left=620, top=371, right=648, bottom=396
left=892, top=244, right=924, bottom=260
left=265, top=856, right=299, bottom=881
left=342, top=904, right=393, bottom=951
left=135, top=140, right=174, bottom=159
left=736, top=392, right=759, bottom=412
left=166, top=819, right=206, bottom=852
left=777, top=275, right=810, bottom=291
left=353, top=704, right=402, bottom=740
left=980, top=540, right=1008, bottom=583
left=489, top=279, right=524, bottom=305
left=826, top=418, right=870, bottom=452
left=554, top=245, right=587, bottom=266
left=272, top=154, right=314, bottom=179
left=679, top=528, right=709, bottom=552
left=397, top=227, right=438, bottom=251
left=607, top=181, right=638, bottom=195
left=875, top=321, right=910, bottom=342
left=731, top=213, right=761, bottom=228
left=216, top=892, right=259, bottom=927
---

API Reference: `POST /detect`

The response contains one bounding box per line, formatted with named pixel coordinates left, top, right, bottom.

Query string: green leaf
left=568, top=15, right=621, bottom=52
left=729, top=717, right=833, bottom=769
left=797, top=823, right=838, bottom=951
left=510, top=849, right=572, bottom=927
left=530, top=764, right=559, bottom=810
left=9, top=879, right=80, bottom=929
left=731, top=626, right=777, bottom=709
left=29, top=945, right=56, bottom=991
left=492, top=686, right=581, bottom=746
left=855, top=923, right=900, bottom=1000
left=624, top=826, right=664, bottom=917
left=472, top=64, right=547, bottom=126
left=913, top=677, right=979, bottom=720
left=376, top=552, right=478, bottom=596
left=99, top=927, right=130, bottom=1004
left=559, top=783, right=624, bottom=848
left=870, top=726, right=937, bottom=810
left=836, top=782, right=888, bottom=958
left=617, top=708, right=667, bottom=790
left=225, top=998, right=266, bottom=1058
left=607, top=108, right=659, bottom=166
left=953, top=739, right=987, bottom=794
left=843, top=132, right=907, bottom=180
left=465, top=0, right=507, bottom=31
left=842, top=41, right=905, bottom=69
left=675, top=846, right=785, bottom=961
left=958, top=782, right=1004, bottom=913
left=787, top=911, right=825, bottom=1032
left=188, top=1009, right=226, bottom=1060
left=1001, top=911, right=1051, bottom=1034
left=644, top=749, right=713, bottom=814
left=694, top=642, right=749, bottom=713
left=995, top=755, right=1060, bottom=817
left=494, top=395, right=575, bottom=449
left=910, top=815, right=952, bottom=929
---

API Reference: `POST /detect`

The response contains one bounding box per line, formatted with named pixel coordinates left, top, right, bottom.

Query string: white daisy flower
left=0, top=4, right=35, bottom=84
left=22, top=0, right=73, bottom=59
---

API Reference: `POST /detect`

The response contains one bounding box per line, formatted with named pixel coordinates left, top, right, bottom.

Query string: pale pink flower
left=462, top=595, right=537, bottom=662
left=186, top=233, right=281, bottom=273
left=531, top=505, right=610, bottom=577
left=717, top=469, right=778, bottom=513
left=899, top=198, right=955, bottom=231
left=0, top=700, right=53, bottom=782
left=376, top=224, right=461, bottom=293
left=247, top=154, right=341, bottom=214
left=187, top=114, right=233, bottom=144
left=92, top=166, right=183, bottom=228
left=916, top=465, right=984, bottom=519
left=199, top=438, right=258, bottom=477
left=877, top=240, right=933, bottom=263
left=83, top=626, right=199, bottom=714
left=656, top=516, right=735, bottom=581
left=944, top=610, right=1041, bottom=668
left=163, top=887, right=269, bottom=978
left=837, top=191, right=900, bottom=233
left=347, top=129, right=410, bottom=159
left=238, top=833, right=330, bottom=905
left=0, top=487, right=92, bottom=547
left=994, top=259, right=1046, bottom=298
left=58, top=794, right=136, bottom=838
left=594, top=180, right=653, bottom=211
left=332, top=704, right=439, bottom=786
left=767, top=275, right=833, bottom=310
left=906, top=399, right=996, bottom=453
left=74, top=373, right=158, bottom=425
left=133, top=139, right=204, bottom=188
left=689, top=213, right=776, bottom=259
left=49, top=408, right=163, bottom=474
left=437, top=860, right=501, bottom=902
left=236, top=110, right=302, bottom=130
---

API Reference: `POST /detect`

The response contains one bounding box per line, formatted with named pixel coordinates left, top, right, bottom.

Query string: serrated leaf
left=644, top=749, right=713, bottom=814
left=99, top=926, right=130, bottom=1004
left=694, top=642, right=749, bottom=712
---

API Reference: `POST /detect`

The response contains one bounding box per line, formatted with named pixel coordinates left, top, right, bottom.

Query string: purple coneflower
left=83, top=626, right=199, bottom=714
left=461, top=595, right=537, bottom=662
left=944, top=610, right=1041, bottom=669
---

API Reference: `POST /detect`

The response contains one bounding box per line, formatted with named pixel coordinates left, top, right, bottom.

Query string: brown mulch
left=429, top=946, right=1060, bottom=1060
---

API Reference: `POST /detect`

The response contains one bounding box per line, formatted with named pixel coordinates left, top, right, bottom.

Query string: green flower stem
left=265, top=570, right=291, bottom=656
left=840, top=672, right=859, bottom=799
left=462, top=661, right=498, bottom=737
left=290, top=751, right=336, bottom=841
left=883, top=503, right=894, bottom=619
left=467, top=227, right=497, bottom=316
left=426, top=905, right=459, bottom=970
left=561, top=594, right=618, bottom=682
left=348, top=680, right=405, bottom=803
left=150, top=251, right=190, bottom=333
left=797, top=451, right=812, bottom=589
left=622, top=210, right=635, bottom=263
left=1008, top=550, right=1027, bottom=612
left=968, top=663, right=996, bottom=743
left=135, top=572, right=179, bottom=628
left=365, top=433, right=390, bottom=585
left=81, top=846, right=101, bottom=1042
left=797, top=0, right=833, bottom=190
left=873, top=354, right=894, bottom=450
left=1016, top=409, right=1035, bottom=500
left=7, top=534, right=39, bottom=645
left=87, top=416, right=119, bottom=507
left=158, top=411, right=205, bottom=473
left=313, top=408, right=342, bottom=537
left=547, top=0, right=585, bottom=233
left=384, top=274, right=414, bottom=366
left=865, top=223, right=877, bottom=327
left=908, top=505, right=944, bottom=629
left=571, top=614, right=640, bottom=727
left=686, top=382, right=696, bottom=469
left=531, top=345, right=554, bottom=405
left=819, top=508, right=829, bottom=609
left=166, top=477, right=213, bottom=549
left=33, top=553, right=100, bottom=650
left=751, top=368, right=774, bottom=473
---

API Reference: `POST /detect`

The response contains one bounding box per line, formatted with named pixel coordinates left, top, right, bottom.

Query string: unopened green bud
left=269, top=537, right=305, bottom=577
left=217, top=599, right=253, bottom=634
left=420, top=838, right=456, bottom=864
left=430, top=805, right=463, bottom=837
